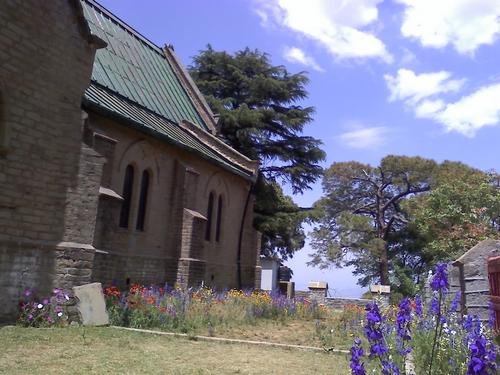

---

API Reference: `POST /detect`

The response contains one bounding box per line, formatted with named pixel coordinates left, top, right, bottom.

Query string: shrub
left=18, top=288, right=72, bottom=327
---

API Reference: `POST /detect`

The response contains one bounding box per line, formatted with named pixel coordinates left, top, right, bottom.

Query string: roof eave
left=82, top=99, right=257, bottom=182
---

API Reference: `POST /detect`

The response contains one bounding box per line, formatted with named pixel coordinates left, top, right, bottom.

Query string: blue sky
left=98, top=0, right=500, bottom=297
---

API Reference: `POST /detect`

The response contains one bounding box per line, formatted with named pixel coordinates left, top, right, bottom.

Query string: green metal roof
left=80, top=0, right=255, bottom=180
left=84, top=83, right=254, bottom=180
left=81, top=0, right=207, bottom=130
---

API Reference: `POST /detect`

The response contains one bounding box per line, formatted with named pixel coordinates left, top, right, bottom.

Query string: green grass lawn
left=193, top=317, right=357, bottom=350
left=0, top=326, right=349, bottom=374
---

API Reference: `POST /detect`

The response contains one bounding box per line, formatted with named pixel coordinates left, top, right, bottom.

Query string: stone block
left=73, top=282, right=109, bottom=326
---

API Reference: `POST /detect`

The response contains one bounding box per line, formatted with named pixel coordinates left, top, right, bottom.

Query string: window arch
left=119, top=164, right=134, bottom=228
left=216, top=195, right=223, bottom=242
left=136, top=170, right=150, bottom=231
left=205, top=191, right=215, bottom=241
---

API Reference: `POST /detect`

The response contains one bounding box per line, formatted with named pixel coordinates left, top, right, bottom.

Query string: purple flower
left=396, top=298, right=412, bottom=356
left=429, top=295, right=440, bottom=315
left=467, top=335, right=497, bottom=374
left=350, top=338, right=366, bottom=375
left=463, top=315, right=497, bottom=375
left=382, top=360, right=400, bottom=375
left=463, top=315, right=481, bottom=337
left=414, top=295, right=422, bottom=317
left=450, top=291, right=461, bottom=313
left=488, top=302, right=495, bottom=329
left=364, top=302, right=389, bottom=358
left=430, top=262, right=449, bottom=292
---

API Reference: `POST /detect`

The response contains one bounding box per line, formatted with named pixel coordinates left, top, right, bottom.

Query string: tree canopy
left=190, top=45, right=325, bottom=259
left=309, top=155, right=437, bottom=286
left=407, top=162, right=500, bottom=263
left=310, top=156, right=499, bottom=293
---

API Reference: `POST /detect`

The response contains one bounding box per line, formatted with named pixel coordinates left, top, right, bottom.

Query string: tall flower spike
left=364, top=302, right=388, bottom=357
left=413, top=295, right=422, bottom=317
left=450, top=291, right=461, bottom=313
left=430, top=262, right=450, bottom=292
left=350, top=338, right=366, bottom=375
left=396, top=297, right=412, bottom=356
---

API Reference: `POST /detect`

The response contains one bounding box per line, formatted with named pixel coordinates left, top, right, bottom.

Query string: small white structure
left=260, top=258, right=280, bottom=291
left=369, top=284, right=391, bottom=294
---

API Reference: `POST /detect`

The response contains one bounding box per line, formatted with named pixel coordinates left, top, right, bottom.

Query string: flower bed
left=103, top=285, right=326, bottom=333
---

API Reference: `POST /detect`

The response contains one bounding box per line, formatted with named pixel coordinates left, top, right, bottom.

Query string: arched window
left=216, top=195, right=223, bottom=242
left=205, top=192, right=215, bottom=241
left=136, top=170, right=150, bottom=231
left=119, top=165, right=134, bottom=228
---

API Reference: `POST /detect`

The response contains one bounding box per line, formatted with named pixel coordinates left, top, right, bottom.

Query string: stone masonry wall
left=0, top=0, right=100, bottom=321
left=87, top=113, right=261, bottom=291
left=449, top=240, right=500, bottom=320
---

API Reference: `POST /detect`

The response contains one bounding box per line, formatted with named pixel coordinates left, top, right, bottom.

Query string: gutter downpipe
left=237, top=182, right=254, bottom=289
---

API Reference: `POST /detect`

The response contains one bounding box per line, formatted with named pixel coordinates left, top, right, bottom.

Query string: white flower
left=37, top=304, right=43, bottom=309
left=57, top=312, right=63, bottom=317
left=64, top=294, right=69, bottom=301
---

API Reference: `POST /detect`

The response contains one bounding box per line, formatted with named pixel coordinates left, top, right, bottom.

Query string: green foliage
left=310, top=155, right=437, bottom=286
left=253, top=177, right=307, bottom=259
left=190, top=45, right=325, bottom=259
left=408, top=162, right=500, bottom=264
left=311, top=155, right=499, bottom=293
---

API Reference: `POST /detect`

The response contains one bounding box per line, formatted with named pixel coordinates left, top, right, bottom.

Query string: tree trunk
left=380, top=244, right=389, bottom=285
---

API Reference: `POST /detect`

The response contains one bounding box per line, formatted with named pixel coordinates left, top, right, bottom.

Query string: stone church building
left=0, top=0, right=261, bottom=320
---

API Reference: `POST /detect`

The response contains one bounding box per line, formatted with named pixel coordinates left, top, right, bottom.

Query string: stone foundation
left=0, top=240, right=96, bottom=321
left=92, top=250, right=179, bottom=288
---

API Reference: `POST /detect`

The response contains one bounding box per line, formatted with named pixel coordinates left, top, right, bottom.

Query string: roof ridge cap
left=180, top=120, right=259, bottom=176
left=163, top=46, right=218, bottom=133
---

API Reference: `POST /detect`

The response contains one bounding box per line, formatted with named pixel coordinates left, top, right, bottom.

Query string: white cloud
left=414, top=99, right=445, bottom=119
left=384, top=69, right=465, bottom=105
left=385, top=68, right=500, bottom=136
left=283, top=47, right=324, bottom=72
left=397, top=0, right=500, bottom=55
left=436, top=83, right=500, bottom=136
left=339, top=126, right=389, bottom=149
left=255, top=0, right=392, bottom=63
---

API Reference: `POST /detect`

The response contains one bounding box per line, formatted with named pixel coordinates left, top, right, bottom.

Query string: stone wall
left=0, top=240, right=96, bottom=319
left=0, top=0, right=101, bottom=321
left=450, top=240, right=500, bottom=320
left=86, top=113, right=261, bottom=291
left=92, top=251, right=179, bottom=288
left=295, top=290, right=372, bottom=309
left=0, top=1, right=261, bottom=322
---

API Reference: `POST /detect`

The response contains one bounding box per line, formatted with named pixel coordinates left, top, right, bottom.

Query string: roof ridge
left=162, top=47, right=217, bottom=134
